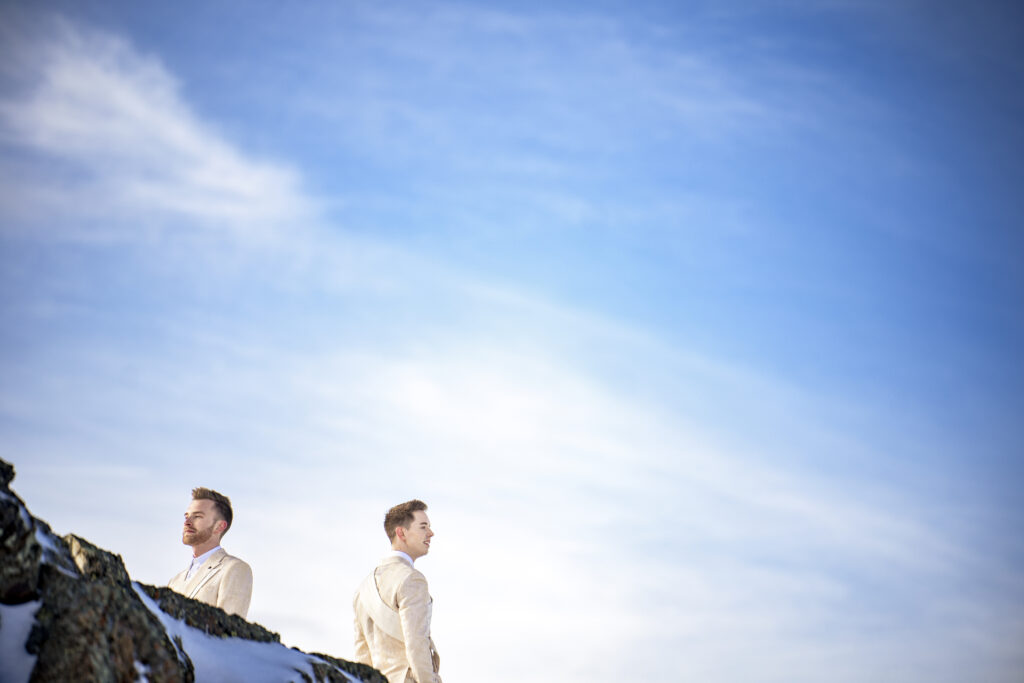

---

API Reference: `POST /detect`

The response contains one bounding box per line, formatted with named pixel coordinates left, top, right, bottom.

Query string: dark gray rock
left=137, top=584, right=280, bottom=644
left=308, top=651, right=391, bottom=683
left=66, top=534, right=131, bottom=586
left=0, top=473, right=52, bottom=603
left=26, top=563, right=191, bottom=683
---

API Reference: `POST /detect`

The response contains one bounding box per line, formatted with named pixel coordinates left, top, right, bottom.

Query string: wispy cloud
left=0, top=13, right=313, bottom=242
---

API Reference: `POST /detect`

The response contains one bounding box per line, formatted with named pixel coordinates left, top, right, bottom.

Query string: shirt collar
left=387, top=550, right=414, bottom=565
left=184, top=545, right=221, bottom=582
left=191, top=545, right=222, bottom=566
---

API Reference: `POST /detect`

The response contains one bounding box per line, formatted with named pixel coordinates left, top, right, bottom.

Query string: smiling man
left=168, top=487, right=253, bottom=618
left=354, top=499, right=441, bottom=683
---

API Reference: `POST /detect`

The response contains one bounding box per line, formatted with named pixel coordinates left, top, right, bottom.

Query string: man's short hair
left=192, top=487, right=234, bottom=534
left=384, top=499, right=428, bottom=541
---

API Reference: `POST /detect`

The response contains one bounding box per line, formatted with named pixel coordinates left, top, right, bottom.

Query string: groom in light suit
left=168, top=487, right=253, bottom=619
left=354, top=499, right=441, bottom=683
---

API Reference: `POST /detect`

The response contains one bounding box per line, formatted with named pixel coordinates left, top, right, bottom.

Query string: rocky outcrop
left=0, top=458, right=386, bottom=683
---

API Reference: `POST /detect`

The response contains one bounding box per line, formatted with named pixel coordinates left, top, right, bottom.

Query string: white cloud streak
left=0, top=14, right=313, bottom=241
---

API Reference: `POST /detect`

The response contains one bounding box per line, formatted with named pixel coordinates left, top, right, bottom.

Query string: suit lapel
left=184, top=548, right=226, bottom=598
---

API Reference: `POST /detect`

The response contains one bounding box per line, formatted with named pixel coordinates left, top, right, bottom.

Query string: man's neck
left=191, top=539, right=221, bottom=558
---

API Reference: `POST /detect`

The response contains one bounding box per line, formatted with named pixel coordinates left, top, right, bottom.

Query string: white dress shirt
left=185, top=545, right=222, bottom=582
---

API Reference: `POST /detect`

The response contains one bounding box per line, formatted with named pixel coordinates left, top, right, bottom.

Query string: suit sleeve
left=397, top=572, right=439, bottom=683
left=216, top=559, right=253, bottom=618
left=352, top=592, right=372, bottom=666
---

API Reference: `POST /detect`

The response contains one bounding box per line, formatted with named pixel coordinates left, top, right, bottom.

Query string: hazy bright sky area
left=1, top=1, right=1022, bottom=681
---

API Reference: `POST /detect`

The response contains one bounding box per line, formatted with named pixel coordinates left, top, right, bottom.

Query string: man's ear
left=395, top=526, right=406, bottom=542
left=216, top=520, right=227, bottom=535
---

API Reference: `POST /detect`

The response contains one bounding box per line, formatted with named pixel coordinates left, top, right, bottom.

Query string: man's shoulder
left=217, top=549, right=252, bottom=573
left=389, top=562, right=429, bottom=590
left=168, top=568, right=188, bottom=588
left=377, top=556, right=427, bottom=586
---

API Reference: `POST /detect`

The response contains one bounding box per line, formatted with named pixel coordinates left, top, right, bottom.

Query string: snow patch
left=0, top=601, right=41, bottom=683
left=34, top=527, right=79, bottom=578
left=132, top=584, right=360, bottom=683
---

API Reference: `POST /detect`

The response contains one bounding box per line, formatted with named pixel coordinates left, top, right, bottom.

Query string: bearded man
left=168, top=487, right=253, bottom=618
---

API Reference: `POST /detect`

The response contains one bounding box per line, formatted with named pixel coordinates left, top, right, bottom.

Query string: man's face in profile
left=401, top=510, right=434, bottom=560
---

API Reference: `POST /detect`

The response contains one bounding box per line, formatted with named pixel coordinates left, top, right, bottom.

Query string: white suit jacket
left=353, top=555, right=441, bottom=683
left=168, top=548, right=253, bottom=619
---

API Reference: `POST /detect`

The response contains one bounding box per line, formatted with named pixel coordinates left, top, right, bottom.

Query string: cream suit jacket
left=168, top=548, right=253, bottom=619
left=353, top=555, right=441, bottom=683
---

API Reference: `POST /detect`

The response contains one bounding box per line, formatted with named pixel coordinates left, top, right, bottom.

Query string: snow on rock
left=0, top=600, right=40, bottom=683
left=135, top=585, right=360, bottom=683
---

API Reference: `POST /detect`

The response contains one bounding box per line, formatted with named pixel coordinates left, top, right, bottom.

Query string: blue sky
left=1, top=1, right=1022, bottom=681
